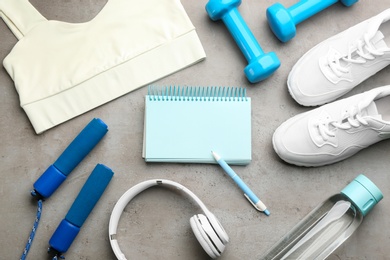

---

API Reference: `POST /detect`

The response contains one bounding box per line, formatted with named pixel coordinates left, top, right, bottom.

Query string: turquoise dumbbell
left=267, top=0, right=358, bottom=42
left=206, top=0, right=280, bottom=83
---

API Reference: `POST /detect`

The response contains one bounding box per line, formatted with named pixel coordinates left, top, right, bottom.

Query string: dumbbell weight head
left=206, top=0, right=242, bottom=21
left=244, top=52, right=280, bottom=83
left=266, top=3, right=296, bottom=43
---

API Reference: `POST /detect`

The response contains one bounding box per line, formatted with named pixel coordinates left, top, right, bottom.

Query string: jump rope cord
left=20, top=198, right=43, bottom=260
left=19, top=194, right=65, bottom=260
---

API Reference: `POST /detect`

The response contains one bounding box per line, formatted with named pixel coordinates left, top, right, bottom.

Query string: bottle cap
left=341, top=174, right=383, bottom=216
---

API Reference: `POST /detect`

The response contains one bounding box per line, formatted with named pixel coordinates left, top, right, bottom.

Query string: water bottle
left=261, top=174, right=383, bottom=260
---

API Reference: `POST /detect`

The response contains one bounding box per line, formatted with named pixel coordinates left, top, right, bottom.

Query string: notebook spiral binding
left=147, top=86, right=248, bottom=102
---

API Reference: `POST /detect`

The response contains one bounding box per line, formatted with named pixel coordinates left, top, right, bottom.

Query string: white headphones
left=109, top=179, right=229, bottom=259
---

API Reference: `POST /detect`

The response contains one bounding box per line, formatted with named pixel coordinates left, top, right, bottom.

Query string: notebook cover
left=142, top=86, right=251, bottom=165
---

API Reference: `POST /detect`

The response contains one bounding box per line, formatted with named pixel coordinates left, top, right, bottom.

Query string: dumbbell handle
left=222, top=8, right=264, bottom=63
left=289, top=0, right=339, bottom=25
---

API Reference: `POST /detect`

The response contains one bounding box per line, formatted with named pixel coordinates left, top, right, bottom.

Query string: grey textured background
left=1, top=0, right=389, bottom=259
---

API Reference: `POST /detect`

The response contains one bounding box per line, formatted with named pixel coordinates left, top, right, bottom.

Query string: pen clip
left=244, top=193, right=261, bottom=212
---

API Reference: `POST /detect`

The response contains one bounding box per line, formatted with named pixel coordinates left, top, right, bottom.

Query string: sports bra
left=0, top=0, right=206, bottom=133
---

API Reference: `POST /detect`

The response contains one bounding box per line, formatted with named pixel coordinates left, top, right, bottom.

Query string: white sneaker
left=288, top=9, right=390, bottom=106
left=273, top=86, right=390, bottom=167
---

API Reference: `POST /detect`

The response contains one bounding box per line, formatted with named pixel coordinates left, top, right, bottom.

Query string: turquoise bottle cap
left=341, top=174, right=383, bottom=216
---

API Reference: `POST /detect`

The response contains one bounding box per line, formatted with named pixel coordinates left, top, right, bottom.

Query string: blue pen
left=212, top=151, right=270, bottom=216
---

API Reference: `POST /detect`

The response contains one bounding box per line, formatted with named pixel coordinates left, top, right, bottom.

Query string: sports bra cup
left=0, top=0, right=206, bottom=133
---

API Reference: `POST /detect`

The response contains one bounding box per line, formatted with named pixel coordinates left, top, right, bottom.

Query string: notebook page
left=143, top=86, right=251, bottom=165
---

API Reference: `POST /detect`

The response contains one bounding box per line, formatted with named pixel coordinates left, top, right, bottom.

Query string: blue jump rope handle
left=33, top=118, right=108, bottom=199
left=49, top=164, right=114, bottom=254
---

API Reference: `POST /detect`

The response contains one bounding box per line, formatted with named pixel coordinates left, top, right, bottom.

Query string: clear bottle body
left=261, top=193, right=363, bottom=260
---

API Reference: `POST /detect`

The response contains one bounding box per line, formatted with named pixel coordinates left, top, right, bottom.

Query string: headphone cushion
left=190, top=214, right=225, bottom=258
left=206, top=212, right=229, bottom=244
left=190, top=216, right=218, bottom=258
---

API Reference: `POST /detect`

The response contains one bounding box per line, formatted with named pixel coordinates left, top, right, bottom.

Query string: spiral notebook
left=142, top=86, right=251, bottom=165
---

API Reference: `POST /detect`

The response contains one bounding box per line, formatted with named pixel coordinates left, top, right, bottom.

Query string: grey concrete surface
left=1, top=0, right=390, bottom=259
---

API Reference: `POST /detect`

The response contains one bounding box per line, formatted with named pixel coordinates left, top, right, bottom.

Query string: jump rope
left=20, top=118, right=114, bottom=260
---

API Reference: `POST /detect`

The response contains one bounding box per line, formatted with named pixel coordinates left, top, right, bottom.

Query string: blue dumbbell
left=206, top=0, right=280, bottom=83
left=267, top=0, right=358, bottom=42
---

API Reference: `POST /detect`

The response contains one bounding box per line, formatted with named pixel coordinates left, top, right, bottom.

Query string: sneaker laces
left=328, top=33, right=389, bottom=77
left=317, top=105, right=369, bottom=141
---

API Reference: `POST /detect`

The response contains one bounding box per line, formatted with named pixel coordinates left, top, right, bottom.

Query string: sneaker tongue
left=339, top=100, right=381, bottom=127
left=361, top=100, right=382, bottom=120
left=346, top=31, right=387, bottom=63
left=371, top=30, right=387, bottom=49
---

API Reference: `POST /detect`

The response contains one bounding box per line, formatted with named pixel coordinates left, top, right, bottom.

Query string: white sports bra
left=0, top=0, right=206, bottom=133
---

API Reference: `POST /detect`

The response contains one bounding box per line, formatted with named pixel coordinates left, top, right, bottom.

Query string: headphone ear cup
left=206, top=213, right=229, bottom=244
left=190, top=214, right=226, bottom=258
left=190, top=216, right=218, bottom=258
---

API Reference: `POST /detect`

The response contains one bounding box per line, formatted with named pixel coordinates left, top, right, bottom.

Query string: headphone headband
left=109, top=179, right=216, bottom=260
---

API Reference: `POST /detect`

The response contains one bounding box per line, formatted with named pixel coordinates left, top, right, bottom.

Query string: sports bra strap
left=0, top=0, right=46, bottom=40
